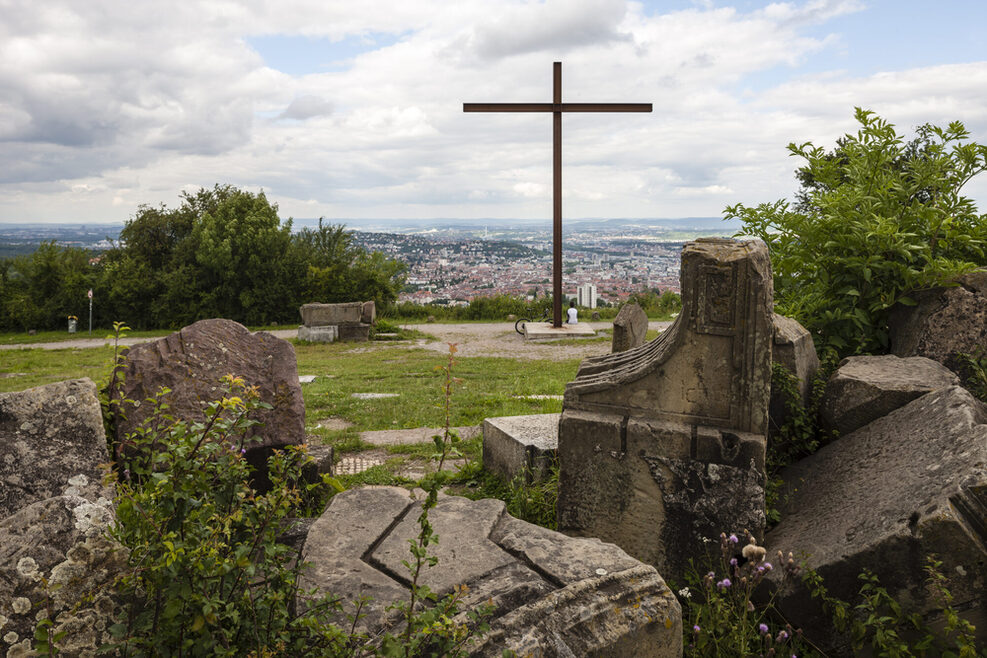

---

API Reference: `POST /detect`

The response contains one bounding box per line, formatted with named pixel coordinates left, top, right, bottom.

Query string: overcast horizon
left=2, top=0, right=986, bottom=225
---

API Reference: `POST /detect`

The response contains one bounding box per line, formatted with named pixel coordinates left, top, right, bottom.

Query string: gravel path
left=1, top=321, right=673, bottom=360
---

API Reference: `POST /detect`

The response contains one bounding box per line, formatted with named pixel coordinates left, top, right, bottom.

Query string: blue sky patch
left=246, top=32, right=404, bottom=75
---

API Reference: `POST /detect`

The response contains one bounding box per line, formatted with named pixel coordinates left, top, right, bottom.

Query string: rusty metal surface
left=464, top=61, right=652, bottom=328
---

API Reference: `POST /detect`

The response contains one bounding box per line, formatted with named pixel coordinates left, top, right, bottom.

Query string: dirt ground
left=1, top=321, right=673, bottom=360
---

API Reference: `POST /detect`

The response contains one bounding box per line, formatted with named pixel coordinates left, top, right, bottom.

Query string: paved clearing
left=2, top=321, right=673, bottom=360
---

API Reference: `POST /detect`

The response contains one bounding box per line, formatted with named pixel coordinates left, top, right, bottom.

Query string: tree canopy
left=0, top=185, right=407, bottom=331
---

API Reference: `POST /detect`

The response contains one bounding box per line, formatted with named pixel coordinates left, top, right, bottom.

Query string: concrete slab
left=522, top=322, right=596, bottom=340
left=483, top=413, right=559, bottom=483
left=351, top=392, right=399, bottom=400
left=298, top=375, right=317, bottom=384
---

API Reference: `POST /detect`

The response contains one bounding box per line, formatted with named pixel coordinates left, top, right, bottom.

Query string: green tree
left=726, top=108, right=987, bottom=356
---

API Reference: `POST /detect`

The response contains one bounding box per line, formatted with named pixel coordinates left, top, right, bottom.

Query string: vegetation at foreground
left=0, top=185, right=407, bottom=331
left=727, top=108, right=987, bottom=358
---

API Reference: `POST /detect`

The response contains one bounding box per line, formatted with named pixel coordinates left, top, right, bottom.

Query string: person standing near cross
left=464, top=62, right=652, bottom=327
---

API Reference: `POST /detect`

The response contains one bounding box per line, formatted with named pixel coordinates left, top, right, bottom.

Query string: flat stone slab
left=351, top=392, right=399, bottom=399
left=483, top=414, right=559, bottom=483
left=513, top=394, right=563, bottom=400
left=298, top=487, right=681, bottom=657
left=820, top=354, right=959, bottom=436
left=360, top=425, right=481, bottom=446
left=298, top=375, right=317, bottom=384
left=317, top=417, right=354, bottom=431
left=766, top=385, right=987, bottom=650
left=523, top=322, right=596, bottom=340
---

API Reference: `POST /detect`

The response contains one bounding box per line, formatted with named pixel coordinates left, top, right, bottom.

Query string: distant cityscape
left=0, top=218, right=740, bottom=307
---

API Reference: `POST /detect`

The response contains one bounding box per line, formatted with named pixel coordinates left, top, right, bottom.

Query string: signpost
left=464, top=62, right=652, bottom=327
left=88, top=288, right=93, bottom=335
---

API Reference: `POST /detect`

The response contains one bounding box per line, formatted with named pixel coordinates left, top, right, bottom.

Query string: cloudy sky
left=2, top=0, right=985, bottom=225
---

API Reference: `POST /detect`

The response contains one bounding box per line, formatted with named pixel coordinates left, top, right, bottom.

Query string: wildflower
left=777, top=630, right=789, bottom=642
left=716, top=578, right=731, bottom=589
left=763, top=562, right=773, bottom=571
left=743, top=542, right=767, bottom=562
left=730, top=557, right=738, bottom=566
left=693, top=625, right=701, bottom=633
left=240, top=447, right=247, bottom=455
left=728, top=533, right=739, bottom=544
left=759, top=623, right=769, bottom=634
left=677, top=587, right=691, bottom=599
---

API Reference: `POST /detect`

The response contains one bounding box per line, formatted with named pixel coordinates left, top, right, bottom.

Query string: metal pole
left=552, top=62, right=563, bottom=328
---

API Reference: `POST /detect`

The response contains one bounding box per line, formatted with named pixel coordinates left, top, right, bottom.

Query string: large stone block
left=819, top=354, right=959, bottom=437
left=766, top=385, right=987, bottom=650
left=0, top=379, right=110, bottom=518
left=107, top=319, right=304, bottom=484
left=298, top=487, right=682, bottom=657
left=299, top=302, right=363, bottom=326
left=889, top=269, right=987, bottom=376
left=297, top=324, right=337, bottom=343
left=361, top=300, right=376, bottom=324
left=771, top=313, right=819, bottom=402
left=482, top=414, right=558, bottom=483
left=612, top=302, right=649, bottom=353
left=558, top=238, right=773, bottom=584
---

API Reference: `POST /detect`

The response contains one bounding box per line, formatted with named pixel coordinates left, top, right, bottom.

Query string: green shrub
left=728, top=109, right=987, bottom=357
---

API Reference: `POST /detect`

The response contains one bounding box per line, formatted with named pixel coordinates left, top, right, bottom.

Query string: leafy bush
left=727, top=109, right=987, bottom=357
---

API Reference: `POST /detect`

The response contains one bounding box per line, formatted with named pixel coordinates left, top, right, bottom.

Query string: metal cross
left=464, top=61, right=652, bottom=327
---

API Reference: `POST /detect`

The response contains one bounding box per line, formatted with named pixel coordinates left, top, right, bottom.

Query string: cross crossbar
left=464, top=62, right=651, bottom=328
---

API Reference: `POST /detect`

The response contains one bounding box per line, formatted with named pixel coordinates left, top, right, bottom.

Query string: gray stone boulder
left=558, top=238, right=773, bottom=585
left=298, top=487, right=682, bottom=657
left=0, top=379, right=111, bottom=519
left=819, top=354, right=959, bottom=437
left=889, top=269, right=987, bottom=376
left=107, top=319, right=304, bottom=484
left=765, top=385, right=987, bottom=651
left=611, top=302, right=648, bottom=353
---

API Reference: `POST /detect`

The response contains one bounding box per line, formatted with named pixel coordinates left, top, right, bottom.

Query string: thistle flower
left=716, top=578, right=731, bottom=589
left=759, top=623, right=769, bottom=634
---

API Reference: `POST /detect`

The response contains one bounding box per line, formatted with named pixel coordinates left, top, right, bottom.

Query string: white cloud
left=0, top=0, right=984, bottom=222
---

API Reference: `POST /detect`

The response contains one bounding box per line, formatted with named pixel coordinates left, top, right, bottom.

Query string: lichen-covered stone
left=298, top=487, right=681, bottom=657
left=107, top=318, right=304, bottom=485
left=889, top=269, right=987, bottom=376
left=558, top=238, right=773, bottom=585
left=0, top=495, right=127, bottom=657
left=0, top=379, right=111, bottom=518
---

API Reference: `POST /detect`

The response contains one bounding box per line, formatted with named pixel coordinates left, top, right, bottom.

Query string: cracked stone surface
left=298, top=486, right=681, bottom=657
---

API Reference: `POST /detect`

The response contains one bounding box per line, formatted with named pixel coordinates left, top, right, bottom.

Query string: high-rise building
left=577, top=283, right=597, bottom=308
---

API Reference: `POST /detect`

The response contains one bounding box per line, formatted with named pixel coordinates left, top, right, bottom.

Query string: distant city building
left=577, top=283, right=598, bottom=308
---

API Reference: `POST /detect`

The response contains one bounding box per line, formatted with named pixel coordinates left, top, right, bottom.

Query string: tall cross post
left=465, top=62, right=652, bottom=327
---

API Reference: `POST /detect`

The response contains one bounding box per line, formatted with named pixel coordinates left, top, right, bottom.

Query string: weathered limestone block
left=482, top=414, right=558, bottom=483
left=766, top=385, right=987, bottom=650
left=558, top=238, right=773, bottom=584
left=297, top=324, right=337, bottom=343
left=889, top=269, right=987, bottom=376
left=299, top=301, right=363, bottom=326
left=298, top=487, right=681, bottom=657
left=612, top=302, right=649, bottom=353
left=107, top=319, right=304, bottom=483
left=361, top=300, right=376, bottom=324
left=0, top=495, right=127, bottom=657
left=819, top=354, right=959, bottom=437
left=771, top=314, right=819, bottom=402
left=0, top=379, right=111, bottom=518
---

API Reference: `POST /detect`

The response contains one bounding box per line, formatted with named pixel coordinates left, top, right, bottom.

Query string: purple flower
left=240, top=447, right=247, bottom=455
left=730, top=557, right=738, bottom=566
left=693, top=625, right=700, bottom=633
left=777, top=630, right=789, bottom=642
left=759, top=623, right=769, bottom=634
left=728, top=533, right=739, bottom=544
left=716, top=578, right=731, bottom=589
